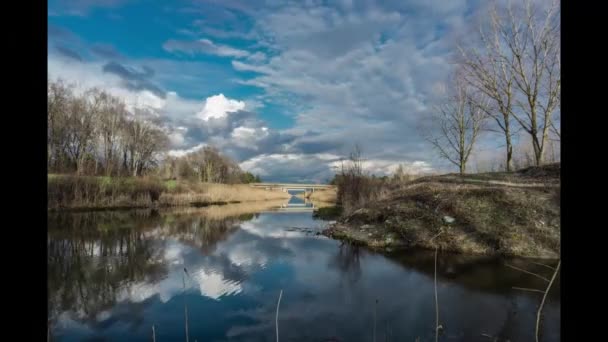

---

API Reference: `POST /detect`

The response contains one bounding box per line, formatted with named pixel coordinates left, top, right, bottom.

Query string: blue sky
left=48, top=0, right=549, bottom=182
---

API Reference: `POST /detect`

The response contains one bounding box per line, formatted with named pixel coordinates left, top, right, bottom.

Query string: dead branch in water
left=512, top=287, right=546, bottom=294
left=505, top=264, right=550, bottom=282
left=428, top=230, right=443, bottom=342
left=536, top=261, right=560, bottom=342
left=530, top=261, right=557, bottom=271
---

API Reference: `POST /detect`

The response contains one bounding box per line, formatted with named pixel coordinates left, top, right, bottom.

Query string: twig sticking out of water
left=276, top=289, right=283, bottom=342
left=428, top=230, right=443, bottom=342
left=536, top=261, right=560, bottom=342
left=152, top=325, right=156, bottom=342
left=505, top=264, right=550, bottom=282
left=530, top=261, right=556, bottom=271
left=512, top=287, right=545, bottom=294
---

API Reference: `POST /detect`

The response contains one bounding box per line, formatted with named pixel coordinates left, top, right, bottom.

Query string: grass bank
left=323, top=164, right=560, bottom=258
left=48, top=174, right=291, bottom=211
left=308, top=188, right=338, bottom=202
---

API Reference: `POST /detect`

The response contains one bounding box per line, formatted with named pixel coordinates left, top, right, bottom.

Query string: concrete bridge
left=249, top=183, right=334, bottom=193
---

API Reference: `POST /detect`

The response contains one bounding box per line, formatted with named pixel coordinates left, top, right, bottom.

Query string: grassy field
left=323, top=164, right=560, bottom=258
left=48, top=174, right=291, bottom=210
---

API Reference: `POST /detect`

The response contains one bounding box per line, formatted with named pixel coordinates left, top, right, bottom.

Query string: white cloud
left=231, top=126, right=269, bottom=149
left=163, top=38, right=250, bottom=58
left=197, top=93, right=246, bottom=121
left=246, top=51, right=267, bottom=63
left=168, top=131, right=186, bottom=146
left=168, top=143, right=207, bottom=157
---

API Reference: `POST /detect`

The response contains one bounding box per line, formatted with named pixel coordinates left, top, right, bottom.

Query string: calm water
left=48, top=199, right=560, bottom=341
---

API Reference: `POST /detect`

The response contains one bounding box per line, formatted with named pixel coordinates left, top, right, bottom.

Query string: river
left=48, top=197, right=560, bottom=341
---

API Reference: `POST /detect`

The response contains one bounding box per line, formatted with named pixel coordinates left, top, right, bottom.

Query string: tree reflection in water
left=47, top=207, right=257, bottom=332
left=328, top=242, right=362, bottom=284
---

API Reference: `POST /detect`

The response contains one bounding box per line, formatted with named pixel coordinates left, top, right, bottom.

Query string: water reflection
left=279, top=195, right=315, bottom=210
left=48, top=205, right=560, bottom=341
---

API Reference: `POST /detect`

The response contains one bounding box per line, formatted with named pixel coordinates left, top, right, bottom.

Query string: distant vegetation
left=158, top=146, right=261, bottom=184
left=48, top=79, right=261, bottom=184
left=48, top=79, right=269, bottom=210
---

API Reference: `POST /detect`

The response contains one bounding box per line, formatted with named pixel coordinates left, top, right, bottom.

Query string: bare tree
left=122, top=118, right=168, bottom=177
left=428, top=79, right=485, bottom=175
left=90, top=89, right=126, bottom=176
left=458, top=8, right=518, bottom=171
left=500, top=0, right=560, bottom=166
left=48, top=79, right=73, bottom=171
left=66, top=93, right=96, bottom=175
left=47, top=79, right=170, bottom=177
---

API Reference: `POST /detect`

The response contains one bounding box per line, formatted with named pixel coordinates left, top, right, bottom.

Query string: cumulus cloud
left=231, top=126, right=269, bottom=149
left=197, top=94, right=246, bottom=121
left=239, top=152, right=434, bottom=183
left=168, top=143, right=207, bottom=157
left=163, top=38, right=250, bottom=58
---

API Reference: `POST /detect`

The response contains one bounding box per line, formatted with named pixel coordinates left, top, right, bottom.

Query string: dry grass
left=309, top=188, right=338, bottom=203
left=48, top=174, right=165, bottom=210
left=324, top=164, right=560, bottom=258
left=159, top=183, right=290, bottom=206
left=49, top=174, right=290, bottom=210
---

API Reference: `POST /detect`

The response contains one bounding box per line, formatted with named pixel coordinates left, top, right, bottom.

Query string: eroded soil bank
left=322, top=164, right=560, bottom=258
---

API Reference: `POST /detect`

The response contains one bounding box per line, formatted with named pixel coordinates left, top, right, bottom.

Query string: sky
left=47, top=0, right=549, bottom=183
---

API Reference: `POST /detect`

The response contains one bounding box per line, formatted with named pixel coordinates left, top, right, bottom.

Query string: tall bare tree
left=428, top=79, right=485, bottom=175
left=66, top=93, right=97, bottom=175
left=91, top=89, right=126, bottom=176
left=458, top=8, right=518, bottom=171
left=498, top=0, right=560, bottom=165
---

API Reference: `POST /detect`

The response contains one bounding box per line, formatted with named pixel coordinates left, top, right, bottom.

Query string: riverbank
left=322, top=164, right=560, bottom=258
left=48, top=174, right=291, bottom=211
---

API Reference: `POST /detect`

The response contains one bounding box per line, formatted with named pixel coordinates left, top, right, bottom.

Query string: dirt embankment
left=322, top=164, right=560, bottom=258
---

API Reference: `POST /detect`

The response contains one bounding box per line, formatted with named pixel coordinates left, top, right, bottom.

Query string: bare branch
left=505, top=263, right=550, bottom=282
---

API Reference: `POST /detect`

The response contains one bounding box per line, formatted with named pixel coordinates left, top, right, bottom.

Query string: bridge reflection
left=277, top=195, right=316, bottom=211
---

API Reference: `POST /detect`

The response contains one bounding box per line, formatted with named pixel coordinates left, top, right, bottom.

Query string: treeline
left=48, top=79, right=261, bottom=184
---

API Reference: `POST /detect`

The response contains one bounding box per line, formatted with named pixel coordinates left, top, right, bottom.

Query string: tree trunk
left=505, top=123, right=513, bottom=172
left=532, top=136, right=544, bottom=166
